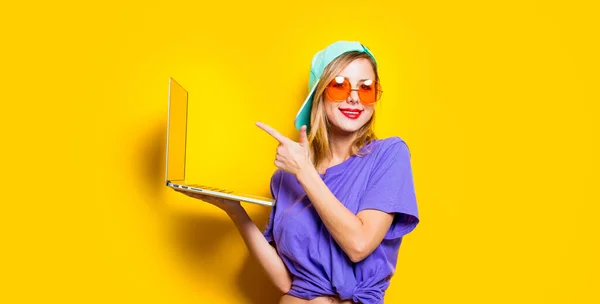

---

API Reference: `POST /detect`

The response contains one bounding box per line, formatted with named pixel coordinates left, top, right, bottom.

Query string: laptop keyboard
left=188, top=184, right=235, bottom=194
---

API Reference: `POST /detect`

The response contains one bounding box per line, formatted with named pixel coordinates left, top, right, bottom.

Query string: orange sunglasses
left=325, top=76, right=382, bottom=105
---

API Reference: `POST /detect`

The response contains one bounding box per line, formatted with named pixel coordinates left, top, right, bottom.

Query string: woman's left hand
left=256, top=122, right=312, bottom=177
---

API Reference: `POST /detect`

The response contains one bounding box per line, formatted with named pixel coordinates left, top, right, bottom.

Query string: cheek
left=361, top=108, right=374, bottom=121
left=324, top=103, right=338, bottom=119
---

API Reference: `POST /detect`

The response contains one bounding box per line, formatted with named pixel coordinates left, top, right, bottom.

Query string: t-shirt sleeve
left=263, top=169, right=282, bottom=243
left=358, top=138, right=420, bottom=240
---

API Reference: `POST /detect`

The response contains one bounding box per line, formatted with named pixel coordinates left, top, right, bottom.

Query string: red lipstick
left=339, top=108, right=363, bottom=119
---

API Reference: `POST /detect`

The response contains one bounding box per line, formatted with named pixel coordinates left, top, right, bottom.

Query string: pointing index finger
left=256, top=122, right=289, bottom=144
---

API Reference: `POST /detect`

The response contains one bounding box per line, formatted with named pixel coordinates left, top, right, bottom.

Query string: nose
left=347, top=89, right=360, bottom=105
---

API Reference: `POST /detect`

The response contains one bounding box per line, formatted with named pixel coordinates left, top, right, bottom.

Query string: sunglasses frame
left=324, top=76, right=383, bottom=106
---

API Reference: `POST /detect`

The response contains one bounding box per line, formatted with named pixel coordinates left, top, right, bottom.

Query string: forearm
left=296, top=168, right=367, bottom=261
left=227, top=207, right=292, bottom=293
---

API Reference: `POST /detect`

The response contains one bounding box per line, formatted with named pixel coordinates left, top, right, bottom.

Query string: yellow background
left=1, top=0, right=598, bottom=303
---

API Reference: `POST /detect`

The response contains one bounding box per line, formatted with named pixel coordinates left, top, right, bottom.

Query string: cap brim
left=294, top=80, right=319, bottom=131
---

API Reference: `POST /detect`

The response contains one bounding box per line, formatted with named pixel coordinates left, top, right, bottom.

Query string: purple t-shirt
left=263, top=136, right=419, bottom=304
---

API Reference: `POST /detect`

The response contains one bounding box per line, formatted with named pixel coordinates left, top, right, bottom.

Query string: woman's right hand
left=174, top=189, right=242, bottom=214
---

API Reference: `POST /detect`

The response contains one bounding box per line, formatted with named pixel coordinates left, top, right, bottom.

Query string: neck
left=327, top=129, right=357, bottom=163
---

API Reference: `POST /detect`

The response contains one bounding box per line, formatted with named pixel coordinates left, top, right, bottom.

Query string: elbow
left=348, top=252, right=368, bottom=263
left=278, top=282, right=292, bottom=294
left=275, top=271, right=292, bottom=294
left=347, top=242, right=370, bottom=263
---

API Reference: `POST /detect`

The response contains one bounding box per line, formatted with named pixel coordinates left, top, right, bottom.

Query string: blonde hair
left=307, top=51, right=380, bottom=171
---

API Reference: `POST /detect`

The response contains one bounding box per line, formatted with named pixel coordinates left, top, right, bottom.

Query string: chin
left=326, top=107, right=373, bottom=134
left=330, top=118, right=370, bottom=134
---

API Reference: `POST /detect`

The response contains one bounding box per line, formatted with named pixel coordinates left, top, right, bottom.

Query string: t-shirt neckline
left=320, top=155, right=355, bottom=177
left=319, top=139, right=379, bottom=178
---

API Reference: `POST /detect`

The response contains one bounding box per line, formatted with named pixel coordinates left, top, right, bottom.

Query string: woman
left=177, top=41, right=419, bottom=304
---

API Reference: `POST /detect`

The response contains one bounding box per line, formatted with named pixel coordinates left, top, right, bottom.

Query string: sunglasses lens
left=358, top=79, right=380, bottom=105
left=326, top=76, right=350, bottom=101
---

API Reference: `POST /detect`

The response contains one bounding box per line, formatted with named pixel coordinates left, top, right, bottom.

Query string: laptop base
left=167, top=181, right=275, bottom=207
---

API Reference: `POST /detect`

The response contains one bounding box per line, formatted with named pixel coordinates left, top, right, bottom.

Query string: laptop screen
left=166, top=78, right=188, bottom=182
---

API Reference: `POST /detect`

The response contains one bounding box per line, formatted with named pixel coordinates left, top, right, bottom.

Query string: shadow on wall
left=138, top=119, right=280, bottom=303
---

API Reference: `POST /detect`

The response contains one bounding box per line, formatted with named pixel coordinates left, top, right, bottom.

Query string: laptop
left=164, top=77, right=275, bottom=207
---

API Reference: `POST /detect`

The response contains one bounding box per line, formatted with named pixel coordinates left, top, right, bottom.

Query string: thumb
left=299, top=125, right=309, bottom=147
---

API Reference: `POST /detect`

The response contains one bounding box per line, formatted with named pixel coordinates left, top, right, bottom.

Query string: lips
left=339, top=108, right=363, bottom=119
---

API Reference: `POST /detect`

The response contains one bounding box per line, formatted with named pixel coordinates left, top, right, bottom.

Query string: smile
left=339, top=108, right=363, bottom=119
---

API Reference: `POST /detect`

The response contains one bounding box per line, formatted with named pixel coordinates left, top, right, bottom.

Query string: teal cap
left=294, top=41, right=377, bottom=131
